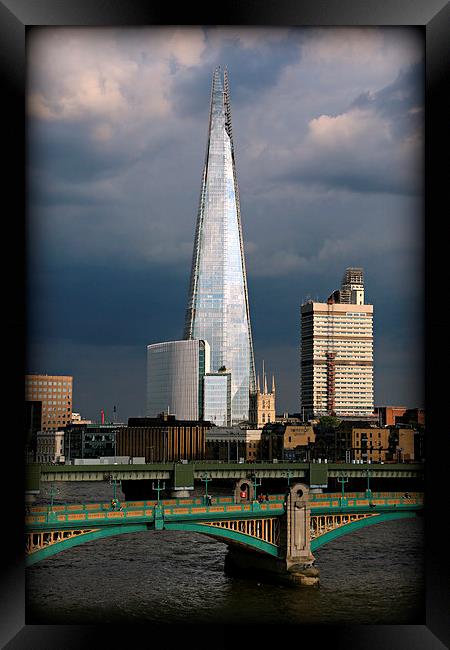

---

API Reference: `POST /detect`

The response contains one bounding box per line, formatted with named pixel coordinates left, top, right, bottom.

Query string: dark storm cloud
left=28, top=263, right=190, bottom=347
left=29, top=121, right=140, bottom=185
left=271, top=62, right=424, bottom=197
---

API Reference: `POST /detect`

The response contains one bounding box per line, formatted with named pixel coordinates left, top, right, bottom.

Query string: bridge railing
left=25, top=496, right=288, bottom=529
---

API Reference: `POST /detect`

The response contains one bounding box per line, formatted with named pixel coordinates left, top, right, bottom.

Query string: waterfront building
left=63, top=423, right=125, bottom=462
left=375, top=406, right=425, bottom=428
left=260, top=422, right=315, bottom=461
left=300, top=268, right=374, bottom=419
left=184, top=67, right=256, bottom=424
left=375, top=406, right=408, bottom=427
left=25, top=374, right=73, bottom=431
left=249, top=367, right=276, bottom=428
left=203, top=368, right=231, bottom=426
left=205, top=426, right=261, bottom=462
left=351, top=427, right=391, bottom=463
left=118, top=414, right=212, bottom=462
left=146, top=340, right=210, bottom=421
left=36, top=430, right=65, bottom=464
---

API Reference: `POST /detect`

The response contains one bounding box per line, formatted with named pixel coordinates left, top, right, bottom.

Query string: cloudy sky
left=26, top=26, right=424, bottom=422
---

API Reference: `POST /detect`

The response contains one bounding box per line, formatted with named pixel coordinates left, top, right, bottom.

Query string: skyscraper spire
left=184, top=67, right=256, bottom=423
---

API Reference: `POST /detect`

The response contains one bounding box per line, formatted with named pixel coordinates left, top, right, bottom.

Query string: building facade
left=205, top=426, right=261, bottom=462
left=375, top=406, right=408, bottom=427
left=25, top=374, right=73, bottom=431
left=146, top=340, right=210, bottom=421
left=300, top=268, right=374, bottom=419
left=36, top=430, right=65, bottom=464
left=203, top=370, right=231, bottom=426
left=118, top=415, right=211, bottom=462
left=183, top=67, right=256, bottom=423
left=260, top=423, right=315, bottom=461
left=63, top=423, right=124, bottom=462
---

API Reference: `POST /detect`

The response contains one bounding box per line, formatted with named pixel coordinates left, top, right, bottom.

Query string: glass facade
left=147, top=340, right=210, bottom=421
left=204, top=373, right=231, bottom=426
left=184, top=67, right=256, bottom=423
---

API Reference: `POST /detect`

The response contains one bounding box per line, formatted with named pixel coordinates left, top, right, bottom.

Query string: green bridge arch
left=26, top=520, right=279, bottom=566
left=26, top=509, right=422, bottom=567
left=311, top=510, right=421, bottom=551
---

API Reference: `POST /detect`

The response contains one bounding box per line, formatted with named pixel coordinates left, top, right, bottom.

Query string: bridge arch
left=26, top=519, right=280, bottom=566
left=311, top=510, right=420, bottom=551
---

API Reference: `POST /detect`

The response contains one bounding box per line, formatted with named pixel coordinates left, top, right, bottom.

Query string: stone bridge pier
left=225, top=482, right=319, bottom=587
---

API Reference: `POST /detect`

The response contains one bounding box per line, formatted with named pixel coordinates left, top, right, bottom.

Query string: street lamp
left=152, top=479, right=166, bottom=505
left=47, top=483, right=58, bottom=521
left=337, top=475, right=349, bottom=506
left=251, top=473, right=262, bottom=503
left=109, top=473, right=121, bottom=509
left=282, top=469, right=294, bottom=488
left=365, top=468, right=373, bottom=498
left=201, top=472, right=212, bottom=505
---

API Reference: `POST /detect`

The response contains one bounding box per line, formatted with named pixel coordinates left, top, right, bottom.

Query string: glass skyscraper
left=184, top=67, right=256, bottom=423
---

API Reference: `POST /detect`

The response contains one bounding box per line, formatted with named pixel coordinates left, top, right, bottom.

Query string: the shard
left=184, top=66, right=256, bottom=423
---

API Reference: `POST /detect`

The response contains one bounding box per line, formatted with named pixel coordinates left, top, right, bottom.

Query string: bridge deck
left=25, top=492, right=423, bottom=531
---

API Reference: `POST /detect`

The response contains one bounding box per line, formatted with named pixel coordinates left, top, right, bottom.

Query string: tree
left=318, top=416, right=341, bottom=430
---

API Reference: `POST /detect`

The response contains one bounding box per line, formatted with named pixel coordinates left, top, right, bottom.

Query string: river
left=25, top=481, right=424, bottom=625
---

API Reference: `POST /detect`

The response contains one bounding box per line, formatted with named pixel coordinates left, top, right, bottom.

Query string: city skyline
left=26, top=27, right=424, bottom=421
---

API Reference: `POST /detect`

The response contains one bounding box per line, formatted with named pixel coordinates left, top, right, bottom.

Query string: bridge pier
left=225, top=482, right=319, bottom=587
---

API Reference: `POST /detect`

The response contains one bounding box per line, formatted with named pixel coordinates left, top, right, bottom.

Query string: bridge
left=25, top=484, right=423, bottom=586
left=25, top=461, right=424, bottom=500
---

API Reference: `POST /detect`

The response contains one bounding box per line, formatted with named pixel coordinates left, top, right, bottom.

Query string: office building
left=300, top=268, right=374, bottom=419
left=205, top=426, right=261, bottom=462
left=63, top=423, right=125, bottom=462
left=203, top=369, right=231, bottom=426
left=36, top=430, right=65, bottom=464
left=25, top=374, right=73, bottom=431
left=146, top=340, right=210, bottom=421
left=184, top=67, right=256, bottom=423
left=118, top=414, right=212, bottom=462
left=375, top=406, right=408, bottom=427
left=260, top=422, right=315, bottom=461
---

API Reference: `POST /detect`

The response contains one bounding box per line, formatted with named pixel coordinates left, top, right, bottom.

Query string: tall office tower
left=203, top=369, right=232, bottom=427
left=184, top=66, right=256, bottom=423
left=146, top=340, right=210, bottom=421
left=25, top=374, right=73, bottom=431
left=300, top=268, right=374, bottom=419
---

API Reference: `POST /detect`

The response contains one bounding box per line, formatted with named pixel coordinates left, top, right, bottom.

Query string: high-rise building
left=25, top=374, right=73, bottom=431
left=300, top=268, right=374, bottom=419
left=146, top=339, right=210, bottom=421
left=203, top=369, right=232, bottom=426
left=184, top=67, right=256, bottom=424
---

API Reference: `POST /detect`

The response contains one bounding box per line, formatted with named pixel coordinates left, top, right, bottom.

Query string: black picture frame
left=1, top=0, right=448, bottom=647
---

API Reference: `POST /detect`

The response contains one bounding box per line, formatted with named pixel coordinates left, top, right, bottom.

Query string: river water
left=26, top=481, right=424, bottom=625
